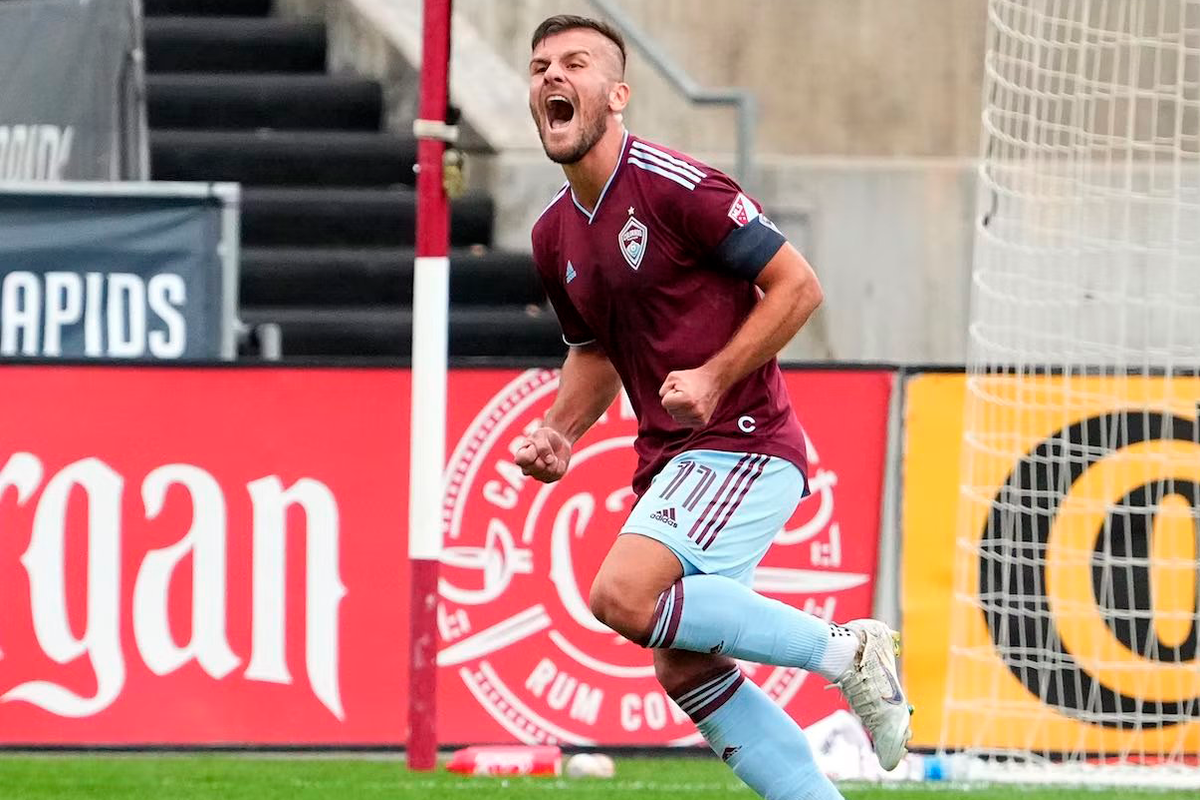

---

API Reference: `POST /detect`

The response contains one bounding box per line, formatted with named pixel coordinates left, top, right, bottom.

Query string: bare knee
left=588, top=573, right=656, bottom=643
left=588, top=533, right=684, bottom=644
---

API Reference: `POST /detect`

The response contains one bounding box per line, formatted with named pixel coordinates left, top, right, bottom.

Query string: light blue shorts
left=622, top=449, right=807, bottom=586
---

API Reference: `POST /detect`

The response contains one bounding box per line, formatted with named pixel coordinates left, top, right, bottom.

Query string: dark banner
left=0, top=185, right=237, bottom=360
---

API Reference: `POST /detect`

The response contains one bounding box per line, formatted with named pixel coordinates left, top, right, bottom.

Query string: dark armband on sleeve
left=714, top=216, right=788, bottom=281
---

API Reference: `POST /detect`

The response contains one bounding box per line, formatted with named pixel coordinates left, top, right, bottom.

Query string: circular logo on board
left=437, top=370, right=871, bottom=745
left=980, top=409, right=1200, bottom=728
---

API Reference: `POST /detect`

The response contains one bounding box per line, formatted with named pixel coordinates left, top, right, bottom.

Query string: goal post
left=408, top=0, right=453, bottom=772
left=942, top=0, right=1200, bottom=785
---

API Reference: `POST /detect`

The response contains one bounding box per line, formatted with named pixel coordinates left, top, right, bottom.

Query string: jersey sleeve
left=681, top=172, right=788, bottom=281
left=532, top=230, right=596, bottom=347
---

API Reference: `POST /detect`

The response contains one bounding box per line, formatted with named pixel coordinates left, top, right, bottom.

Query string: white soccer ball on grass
left=564, top=753, right=616, bottom=779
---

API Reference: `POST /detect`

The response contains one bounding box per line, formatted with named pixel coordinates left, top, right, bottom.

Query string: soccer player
left=516, top=15, right=911, bottom=799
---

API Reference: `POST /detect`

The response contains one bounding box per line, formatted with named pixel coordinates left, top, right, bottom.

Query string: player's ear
left=608, top=81, right=630, bottom=113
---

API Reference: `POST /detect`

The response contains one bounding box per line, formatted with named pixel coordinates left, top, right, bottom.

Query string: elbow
left=804, top=276, right=824, bottom=314
left=789, top=272, right=822, bottom=319
left=756, top=247, right=822, bottom=321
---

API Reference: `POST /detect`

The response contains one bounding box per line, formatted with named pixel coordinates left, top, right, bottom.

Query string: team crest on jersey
left=727, top=193, right=760, bottom=227
left=619, top=216, right=648, bottom=270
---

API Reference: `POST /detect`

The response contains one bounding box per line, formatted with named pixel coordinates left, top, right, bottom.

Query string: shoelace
left=830, top=657, right=891, bottom=727
left=842, top=676, right=887, bottom=725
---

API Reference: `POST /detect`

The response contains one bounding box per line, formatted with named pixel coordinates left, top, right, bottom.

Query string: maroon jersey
left=532, top=132, right=809, bottom=496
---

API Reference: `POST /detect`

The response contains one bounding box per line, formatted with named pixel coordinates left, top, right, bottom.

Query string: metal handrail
left=125, top=0, right=150, bottom=179
left=586, top=0, right=758, bottom=186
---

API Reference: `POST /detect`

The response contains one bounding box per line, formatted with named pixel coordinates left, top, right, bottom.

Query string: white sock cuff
left=815, top=624, right=861, bottom=682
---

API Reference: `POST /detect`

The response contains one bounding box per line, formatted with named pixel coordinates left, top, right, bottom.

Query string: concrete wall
left=457, top=0, right=989, bottom=158
left=491, top=154, right=979, bottom=363
left=279, top=0, right=982, bottom=364
left=281, top=0, right=540, bottom=152
left=767, top=159, right=977, bottom=363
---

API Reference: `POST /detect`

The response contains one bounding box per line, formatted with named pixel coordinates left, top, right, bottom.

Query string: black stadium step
left=148, top=74, right=382, bottom=131
left=144, top=0, right=271, bottom=16
left=240, top=307, right=566, bottom=358
left=145, top=18, right=326, bottom=74
left=136, top=0, right=519, bottom=358
left=151, top=131, right=417, bottom=186
left=240, top=247, right=543, bottom=306
left=240, top=188, right=494, bottom=247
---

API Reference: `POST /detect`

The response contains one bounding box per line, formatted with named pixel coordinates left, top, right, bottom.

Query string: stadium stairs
left=144, top=0, right=563, bottom=358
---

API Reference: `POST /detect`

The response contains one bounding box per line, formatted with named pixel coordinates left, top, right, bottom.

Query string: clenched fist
left=660, top=367, right=724, bottom=428
left=514, top=426, right=572, bottom=483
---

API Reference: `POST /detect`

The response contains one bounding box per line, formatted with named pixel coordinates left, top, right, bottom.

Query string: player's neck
left=562, top=124, right=626, bottom=213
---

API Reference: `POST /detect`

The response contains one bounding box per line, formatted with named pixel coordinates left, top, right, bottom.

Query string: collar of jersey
left=570, top=128, right=631, bottom=225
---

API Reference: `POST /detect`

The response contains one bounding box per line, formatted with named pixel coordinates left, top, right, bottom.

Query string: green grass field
left=0, top=755, right=1192, bottom=800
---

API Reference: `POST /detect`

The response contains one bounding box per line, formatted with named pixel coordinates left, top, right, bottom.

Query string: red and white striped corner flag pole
left=408, top=0, right=453, bottom=772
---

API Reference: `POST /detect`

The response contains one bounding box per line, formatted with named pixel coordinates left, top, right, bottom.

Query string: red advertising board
left=0, top=365, right=891, bottom=745
left=0, top=366, right=411, bottom=744
left=437, top=369, right=893, bottom=746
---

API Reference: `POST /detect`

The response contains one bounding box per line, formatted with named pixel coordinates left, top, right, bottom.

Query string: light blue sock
left=669, top=664, right=843, bottom=800
left=646, top=575, right=859, bottom=681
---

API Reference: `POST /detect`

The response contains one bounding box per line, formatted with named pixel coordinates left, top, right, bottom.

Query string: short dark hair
left=531, top=14, right=626, bottom=76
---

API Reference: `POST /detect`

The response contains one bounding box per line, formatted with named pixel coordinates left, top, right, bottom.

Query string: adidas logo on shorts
left=650, top=507, right=678, bottom=528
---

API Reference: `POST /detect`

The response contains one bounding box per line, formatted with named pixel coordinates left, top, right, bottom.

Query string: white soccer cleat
left=833, top=619, right=913, bottom=771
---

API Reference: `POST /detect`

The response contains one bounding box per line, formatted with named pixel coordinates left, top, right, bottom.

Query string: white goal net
left=942, top=0, right=1200, bottom=786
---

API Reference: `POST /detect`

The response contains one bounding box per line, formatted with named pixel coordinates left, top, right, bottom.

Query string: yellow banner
left=903, top=373, right=1200, bottom=754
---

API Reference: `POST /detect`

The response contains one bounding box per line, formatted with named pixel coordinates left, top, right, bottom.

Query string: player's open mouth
left=545, top=95, right=575, bottom=131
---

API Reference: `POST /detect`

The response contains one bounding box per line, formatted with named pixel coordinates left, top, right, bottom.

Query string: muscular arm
left=544, top=343, right=623, bottom=443
left=707, top=242, right=822, bottom=387
left=660, top=243, right=823, bottom=427
left=516, top=343, right=622, bottom=482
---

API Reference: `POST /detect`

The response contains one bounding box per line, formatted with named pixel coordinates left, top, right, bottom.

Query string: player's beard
left=534, top=98, right=608, bottom=165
